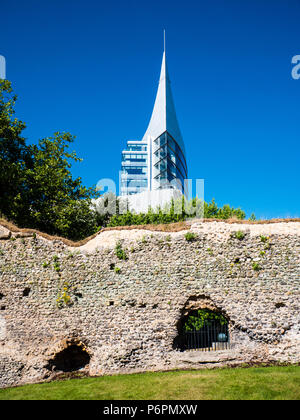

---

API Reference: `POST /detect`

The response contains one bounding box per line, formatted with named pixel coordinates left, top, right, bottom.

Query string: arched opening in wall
left=46, top=343, right=90, bottom=373
left=174, top=303, right=230, bottom=351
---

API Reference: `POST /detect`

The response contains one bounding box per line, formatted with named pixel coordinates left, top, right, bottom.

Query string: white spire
left=142, top=47, right=185, bottom=154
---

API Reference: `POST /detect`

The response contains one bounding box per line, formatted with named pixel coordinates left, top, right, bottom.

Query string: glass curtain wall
left=120, top=143, right=148, bottom=195
left=153, top=131, right=187, bottom=193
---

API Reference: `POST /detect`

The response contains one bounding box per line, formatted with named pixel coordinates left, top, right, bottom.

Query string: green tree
left=21, top=132, right=100, bottom=239
left=0, top=80, right=32, bottom=219
left=0, top=81, right=99, bottom=240
left=204, top=198, right=219, bottom=218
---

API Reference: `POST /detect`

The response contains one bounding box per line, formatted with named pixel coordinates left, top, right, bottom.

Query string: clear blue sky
left=1, top=0, right=300, bottom=219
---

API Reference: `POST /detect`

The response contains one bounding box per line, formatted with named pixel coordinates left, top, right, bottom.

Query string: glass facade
left=120, top=50, right=187, bottom=198
left=120, top=142, right=148, bottom=195
left=120, top=132, right=187, bottom=196
left=153, top=131, right=187, bottom=193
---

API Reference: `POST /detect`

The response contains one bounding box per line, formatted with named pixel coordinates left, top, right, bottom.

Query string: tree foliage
left=107, top=196, right=246, bottom=227
left=0, top=80, right=31, bottom=219
left=21, top=132, right=99, bottom=239
left=0, top=81, right=99, bottom=240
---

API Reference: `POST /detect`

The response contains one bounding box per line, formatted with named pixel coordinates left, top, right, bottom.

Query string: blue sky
left=1, top=0, right=300, bottom=219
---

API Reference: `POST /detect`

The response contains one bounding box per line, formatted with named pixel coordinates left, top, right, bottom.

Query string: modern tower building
left=120, top=43, right=187, bottom=208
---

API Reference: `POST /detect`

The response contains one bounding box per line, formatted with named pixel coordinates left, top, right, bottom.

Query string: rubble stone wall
left=0, top=221, right=299, bottom=387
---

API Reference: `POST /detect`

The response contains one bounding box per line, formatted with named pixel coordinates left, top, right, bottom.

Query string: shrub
left=56, top=282, right=72, bottom=308
left=252, top=262, right=261, bottom=271
left=184, top=309, right=228, bottom=332
left=232, top=230, right=246, bottom=240
left=184, top=232, right=197, bottom=242
left=107, top=198, right=246, bottom=228
left=260, top=235, right=268, bottom=243
left=53, top=262, right=60, bottom=272
left=115, top=241, right=127, bottom=260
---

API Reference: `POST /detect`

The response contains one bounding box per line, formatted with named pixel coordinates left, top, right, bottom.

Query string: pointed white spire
left=142, top=45, right=185, bottom=154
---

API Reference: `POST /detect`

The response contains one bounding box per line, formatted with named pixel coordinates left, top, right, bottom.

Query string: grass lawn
left=0, top=365, right=299, bottom=400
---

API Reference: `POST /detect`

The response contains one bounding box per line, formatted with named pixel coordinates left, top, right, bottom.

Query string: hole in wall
left=22, top=288, right=30, bottom=297
left=173, top=296, right=230, bottom=351
left=46, top=343, right=90, bottom=373
left=0, top=306, right=5, bottom=310
left=0, top=293, right=4, bottom=300
left=74, top=292, right=83, bottom=302
left=275, top=302, right=286, bottom=309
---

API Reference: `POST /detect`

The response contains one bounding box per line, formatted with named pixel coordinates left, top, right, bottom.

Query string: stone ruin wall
left=0, top=220, right=299, bottom=388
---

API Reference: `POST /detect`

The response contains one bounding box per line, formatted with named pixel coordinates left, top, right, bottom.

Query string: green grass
left=0, top=366, right=299, bottom=400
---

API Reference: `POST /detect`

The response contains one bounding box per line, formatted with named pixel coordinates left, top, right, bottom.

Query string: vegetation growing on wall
left=56, top=281, right=73, bottom=308
left=231, top=230, right=246, bottom=240
left=115, top=241, right=127, bottom=260
left=184, top=232, right=197, bottom=242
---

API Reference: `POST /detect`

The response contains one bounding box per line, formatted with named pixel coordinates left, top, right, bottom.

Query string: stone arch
left=173, top=295, right=230, bottom=351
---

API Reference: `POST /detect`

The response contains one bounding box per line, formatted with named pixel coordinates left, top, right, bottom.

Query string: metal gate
left=183, top=320, right=230, bottom=351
